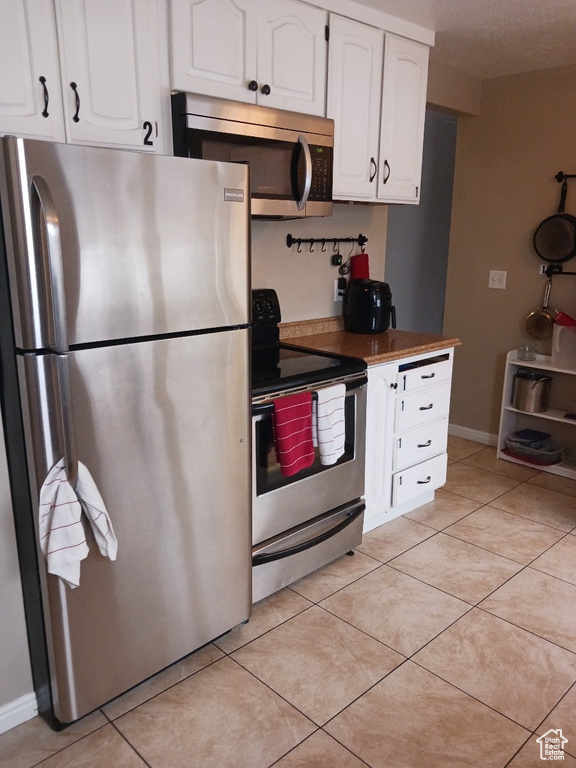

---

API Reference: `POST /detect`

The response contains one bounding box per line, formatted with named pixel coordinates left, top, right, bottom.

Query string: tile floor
left=2, top=436, right=576, bottom=768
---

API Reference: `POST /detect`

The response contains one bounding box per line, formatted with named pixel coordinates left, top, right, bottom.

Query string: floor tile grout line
left=100, top=651, right=227, bottom=723
left=267, top=729, right=372, bottom=768
left=475, top=601, right=576, bottom=657
left=27, top=720, right=113, bottom=768
left=317, top=590, right=473, bottom=661
left=109, top=719, right=154, bottom=768
left=408, top=655, right=554, bottom=736
left=487, top=501, right=576, bottom=534
left=502, top=732, right=540, bottom=768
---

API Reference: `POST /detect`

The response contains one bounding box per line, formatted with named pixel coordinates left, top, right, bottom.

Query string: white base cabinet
left=364, top=348, right=454, bottom=532
left=497, top=351, right=576, bottom=480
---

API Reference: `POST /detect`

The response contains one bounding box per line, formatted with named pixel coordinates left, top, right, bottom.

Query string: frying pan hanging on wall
left=533, top=179, right=576, bottom=263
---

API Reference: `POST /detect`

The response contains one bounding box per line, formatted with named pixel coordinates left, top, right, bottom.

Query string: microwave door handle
left=297, top=134, right=312, bottom=211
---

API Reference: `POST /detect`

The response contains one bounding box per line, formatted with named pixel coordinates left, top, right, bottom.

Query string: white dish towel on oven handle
left=38, top=457, right=118, bottom=589
left=312, top=383, right=346, bottom=465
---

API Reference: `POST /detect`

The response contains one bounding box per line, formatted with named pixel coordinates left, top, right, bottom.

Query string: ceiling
left=352, top=0, right=576, bottom=80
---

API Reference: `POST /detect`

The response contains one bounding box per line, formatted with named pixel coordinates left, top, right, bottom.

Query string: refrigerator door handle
left=31, top=176, right=68, bottom=354
left=56, top=354, right=78, bottom=489
left=19, top=353, right=77, bottom=491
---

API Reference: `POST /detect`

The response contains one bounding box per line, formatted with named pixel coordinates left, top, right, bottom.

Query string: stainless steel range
left=251, top=289, right=367, bottom=602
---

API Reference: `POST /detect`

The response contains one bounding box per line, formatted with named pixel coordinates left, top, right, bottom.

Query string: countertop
left=280, top=317, right=461, bottom=365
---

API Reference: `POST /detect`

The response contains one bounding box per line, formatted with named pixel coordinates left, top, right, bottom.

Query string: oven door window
left=255, top=393, right=356, bottom=495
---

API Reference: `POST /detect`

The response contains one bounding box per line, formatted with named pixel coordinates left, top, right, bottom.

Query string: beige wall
left=427, top=61, right=482, bottom=116
left=252, top=202, right=388, bottom=322
left=443, top=64, right=576, bottom=438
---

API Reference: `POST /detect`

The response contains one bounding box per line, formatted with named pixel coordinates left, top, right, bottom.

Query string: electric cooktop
left=251, top=289, right=366, bottom=399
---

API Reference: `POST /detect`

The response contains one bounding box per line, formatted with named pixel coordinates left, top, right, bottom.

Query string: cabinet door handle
left=390, top=382, right=398, bottom=389
left=369, top=157, right=377, bottom=182
left=261, top=83, right=271, bottom=95
left=417, top=440, right=432, bottom=448
left=248, top=79, right=258, bottom=92
left=417, top=476, right=432, bottom=484
left=419, top=404, right=434, bottom=410
left=421, top=372, right=435, bottom=379
left=383, top=159, right=391, bottom=184
left=39, top=76, right=49, bottom=117
left=70, top=82, right=80, bottom=122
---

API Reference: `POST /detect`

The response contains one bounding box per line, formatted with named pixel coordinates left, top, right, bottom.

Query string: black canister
left=345, top=279, right=397, bottom=334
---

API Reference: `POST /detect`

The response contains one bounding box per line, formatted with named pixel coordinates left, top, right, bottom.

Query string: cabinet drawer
left=392, top=453, right=447, bottom=507
left=397, top=358, right=451, bottom=392
left=395, top=383, right=451, bottom=432
left=393, top=419, right=448, bottom=471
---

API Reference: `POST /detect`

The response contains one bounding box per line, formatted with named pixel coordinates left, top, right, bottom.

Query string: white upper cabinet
left=0, top=0, right=65, bottom=141
left=257, top=0, right=327, bottom=115
left=327, top=16, right=429, bottom=205
left=377, top=35, right=429, bottom=203
left=170, top=0, right=257, bottom=103
left=170, top=0, right=327, bottom=116
left=327, top=14, right=383, bottom=200
left=54, top=0, right=164, bottom=151
left=0, top=0, right=165, bottom=151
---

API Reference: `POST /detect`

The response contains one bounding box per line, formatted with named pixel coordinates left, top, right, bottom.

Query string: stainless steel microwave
left=171, top=92, right=333, bottom=218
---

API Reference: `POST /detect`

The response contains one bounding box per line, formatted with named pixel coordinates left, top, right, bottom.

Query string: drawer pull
left=417, top=440, right=432, bottom=448
left=417, top=476, right=432, bottom=484
left=421, top=372, right=436, bottom=379
left=419, top=404, right=434, bottom=410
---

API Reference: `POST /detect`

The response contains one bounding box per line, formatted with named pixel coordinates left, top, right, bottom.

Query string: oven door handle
left=252, top=375, right=367, bottom=417
left=252, top=504, right=364, bottom=566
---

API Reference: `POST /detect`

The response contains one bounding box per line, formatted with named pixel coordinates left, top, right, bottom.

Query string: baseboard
left=448, top=422, right=497, bottom=447
left=0, top=692, right=37, bottom=735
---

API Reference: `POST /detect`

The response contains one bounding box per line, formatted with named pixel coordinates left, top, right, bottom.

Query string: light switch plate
left=489, top=270, right=507, bottom=289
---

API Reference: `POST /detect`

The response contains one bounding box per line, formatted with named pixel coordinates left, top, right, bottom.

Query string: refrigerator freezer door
left=0, top=137, right=250, bottom=351
left=27, top=329, right=251, bottom=723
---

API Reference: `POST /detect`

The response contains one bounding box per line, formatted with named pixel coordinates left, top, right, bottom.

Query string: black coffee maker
left=345, top=279, right=396, bottom=334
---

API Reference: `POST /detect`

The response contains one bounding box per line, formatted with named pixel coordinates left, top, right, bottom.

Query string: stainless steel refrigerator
left=0, top=137, right=252, bottom=726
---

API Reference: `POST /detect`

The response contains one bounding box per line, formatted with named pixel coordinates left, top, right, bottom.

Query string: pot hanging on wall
left=533, top=179, right=576, bottom=264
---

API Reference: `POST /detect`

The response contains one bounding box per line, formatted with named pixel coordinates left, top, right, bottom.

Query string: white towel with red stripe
left=312, top=383, right=346, bottom=465
left=38, top=458, right=118, bottom=589
left=273, top=392, right=315, bottom=477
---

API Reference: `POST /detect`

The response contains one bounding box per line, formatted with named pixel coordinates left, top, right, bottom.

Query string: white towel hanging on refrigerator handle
left=38, top=457, right=118, bottom=589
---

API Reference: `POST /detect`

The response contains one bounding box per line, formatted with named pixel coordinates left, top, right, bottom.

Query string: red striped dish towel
left=39, top=458, right=118, bottom=589
left=312, top=384, right=346, bottom=465
left=273, top=392, right=315, bottom=477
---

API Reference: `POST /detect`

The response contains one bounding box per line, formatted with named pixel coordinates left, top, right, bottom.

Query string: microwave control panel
left=309, top=146, right=333, bottom=201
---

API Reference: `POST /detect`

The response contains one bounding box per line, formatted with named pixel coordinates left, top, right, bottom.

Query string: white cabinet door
left=55, top=0, right=164, bottom=150
left=327, top=14, right=383, bottom=199
left=257, top=0, right=327, bottom=116
left=392, top=453, right=447, bottom=507
left=0, top=0, right=65, bottom=141
left=170, top=0, right=326, bottom=116
left=364, top=361, right=396, bottom=530
left=377, top=35, right=428, bottom=203
left=170, top=0, right=258, bottom=104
